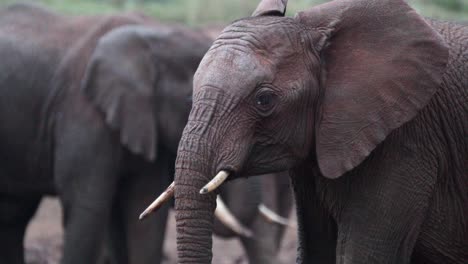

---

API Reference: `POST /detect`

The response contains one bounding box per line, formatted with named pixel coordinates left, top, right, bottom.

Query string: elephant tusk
left=199, top=170, right=229, bottom=194
left=258, top=203, right=296, bottom=228
left=139, top=181, right=175, bottom=220
left=215, top=196, right=253, bottom=238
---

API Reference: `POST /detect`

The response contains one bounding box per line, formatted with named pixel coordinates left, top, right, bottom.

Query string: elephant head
left=81, top=23, right=209, bottom=161
left=146, top=0, right=448, bottom=262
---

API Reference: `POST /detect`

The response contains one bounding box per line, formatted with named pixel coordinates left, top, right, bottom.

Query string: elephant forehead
left=220, top=17, right=304, bottom=57
left=193, top=47, right=271, bottom=96
left=193, top=17, right=306, bottom=97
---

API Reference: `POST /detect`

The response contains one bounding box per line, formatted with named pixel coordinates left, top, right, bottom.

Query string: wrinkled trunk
left=173, top=88, right=242, bottom=263
left=174, top=133, right=217, bottom=263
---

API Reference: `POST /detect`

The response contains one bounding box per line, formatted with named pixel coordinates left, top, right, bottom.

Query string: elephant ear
left=296, top=0, right=448, bottom=178
left=82, top=26, right=158, bottom=161
left=252, top=0, right=288, bottom=17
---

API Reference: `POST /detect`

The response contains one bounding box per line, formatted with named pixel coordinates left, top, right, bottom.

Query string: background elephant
left=155, top=0, right=468, bottom=263
left=213, top=172, right=293, bottom=264
left=0, top=3, right=209, bottom=264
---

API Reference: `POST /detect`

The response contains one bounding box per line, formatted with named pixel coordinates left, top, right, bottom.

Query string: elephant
left=144, top=0, right=468, bottom=263
left=0, top=3, right=294, bottom=264
left=0, top=3, right=210, bottom=264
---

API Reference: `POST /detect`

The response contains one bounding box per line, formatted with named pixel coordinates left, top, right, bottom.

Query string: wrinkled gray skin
left=171, top=0, right=468, bottom=263
left=0, top=3, right=208, bottom=264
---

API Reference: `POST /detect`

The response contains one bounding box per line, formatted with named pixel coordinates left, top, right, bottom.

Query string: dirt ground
left=25, top=198, right=297, bottom=264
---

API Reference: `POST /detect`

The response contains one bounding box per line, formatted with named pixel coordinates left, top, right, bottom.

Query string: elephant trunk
left=174, top=133, right=217, bottom=263
left=173, top=88, right=248, bottom=263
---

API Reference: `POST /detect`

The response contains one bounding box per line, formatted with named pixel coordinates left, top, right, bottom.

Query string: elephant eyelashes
left=254, top=88, right=277, bottom=116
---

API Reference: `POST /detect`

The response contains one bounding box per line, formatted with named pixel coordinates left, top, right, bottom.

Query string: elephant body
left=293, top=19, right=468, bottom=264
left=167, top=0, right=467, bottom=263
left=0, top=3, right=209, bottom=264
left=0, top=3, right=94, bottom=195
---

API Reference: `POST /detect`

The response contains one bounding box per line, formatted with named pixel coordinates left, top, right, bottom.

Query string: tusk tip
left=138, top=211, right=148, bottom=220
left=200, top=170, right=229, bottom=194
left=215, top=195, right=253, bottom=238
left=258, top=203, right=295, bottom=228
left=138, top=181, right=175, bottom=221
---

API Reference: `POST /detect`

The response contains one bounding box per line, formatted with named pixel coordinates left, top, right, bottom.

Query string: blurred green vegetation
left=0, top=0, right=466, bottom=25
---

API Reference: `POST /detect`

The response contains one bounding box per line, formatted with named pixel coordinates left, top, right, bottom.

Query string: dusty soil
left=25, top=198, right=297, bottom=264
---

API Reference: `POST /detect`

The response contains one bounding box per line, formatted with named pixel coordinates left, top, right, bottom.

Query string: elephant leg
left=54, top=118, right=120, bottom=264
left=99, top=208, right=124, bottom=264
left=240, top=217, right=282, bottom=264
left=112, top=162, right=170, bottom=264
left=0, top=194, right=41, bottom=264
left=266, top=172, right=293, bottom=249
left=290, top=165, right=337, bottom=264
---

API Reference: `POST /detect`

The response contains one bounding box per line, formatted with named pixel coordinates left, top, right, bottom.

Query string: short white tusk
left=199, top=170, right=229, bottom=194
left=258, top=203, right=296, bottom=228
left=215, top=196, right=253, bottom=238
left=139, top=182, right=175, bottom=220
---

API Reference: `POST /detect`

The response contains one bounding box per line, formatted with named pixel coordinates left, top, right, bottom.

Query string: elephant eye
left=254, top=89, right=277, bottom=115
left=257, top=93, right=272, bottom=106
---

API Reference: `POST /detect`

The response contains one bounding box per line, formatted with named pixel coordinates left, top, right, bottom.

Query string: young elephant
left=0, top=3, right=210, bottom=264
left=145, top=0, right=468, bottom=263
